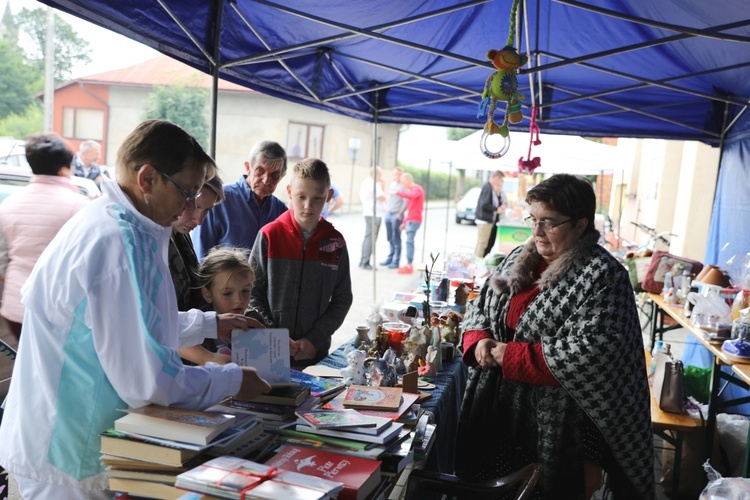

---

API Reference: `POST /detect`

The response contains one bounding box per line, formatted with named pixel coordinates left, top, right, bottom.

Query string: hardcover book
left=290, top=369, right=346, bottom=397
left=265, top=444, right=382, bottom=500
left=231, top=328, right=291, bottom=385
left=175, top=455, right=343, bottom=500
left=108, top=477, right=185, bottom=500
left=115, top=406, right=235, bottom=446
left=295, top=409, right=388, bottom=431
left=322, top=391, right=419, bottom=421
left=245, top=384, right=310, bottom=407
left=294, top=422, right=405, bottom=446
left=342, top=385, right=403, bottom=411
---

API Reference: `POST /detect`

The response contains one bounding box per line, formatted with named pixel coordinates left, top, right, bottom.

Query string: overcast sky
left=4, top=0, right=159, bottom=78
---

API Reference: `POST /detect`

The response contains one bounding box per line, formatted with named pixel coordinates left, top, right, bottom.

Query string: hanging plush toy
left=477, top=0, right=527, bottom=159
left=518, top=106, right=542, bottom=174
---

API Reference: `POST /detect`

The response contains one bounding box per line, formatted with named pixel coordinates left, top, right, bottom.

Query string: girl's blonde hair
left=196, top=247, right=254, bottom=290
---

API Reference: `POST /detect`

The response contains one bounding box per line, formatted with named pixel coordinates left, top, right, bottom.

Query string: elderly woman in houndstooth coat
left=456, top=174, right=654, bottom=499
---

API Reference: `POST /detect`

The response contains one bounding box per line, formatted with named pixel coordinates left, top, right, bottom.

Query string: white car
left=0, top=165, right=100, bottom=203
left=455, top=186, right=481, bottom=224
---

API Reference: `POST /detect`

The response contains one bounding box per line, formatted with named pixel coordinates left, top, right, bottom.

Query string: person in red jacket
left=394, top=173, right=424, bottom=274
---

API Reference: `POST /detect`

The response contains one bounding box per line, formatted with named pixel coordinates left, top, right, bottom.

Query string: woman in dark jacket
left=456, top=174, right=654, bottom=499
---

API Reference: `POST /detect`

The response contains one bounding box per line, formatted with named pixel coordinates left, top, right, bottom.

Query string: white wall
left=106, top=86, right=400, bottom=205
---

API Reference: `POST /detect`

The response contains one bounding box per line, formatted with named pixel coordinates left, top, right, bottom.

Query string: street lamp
left=347, top=137, right=361, bottom=213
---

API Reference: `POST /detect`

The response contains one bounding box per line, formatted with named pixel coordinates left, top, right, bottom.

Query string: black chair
left=404, top=463, right=542, bottom=500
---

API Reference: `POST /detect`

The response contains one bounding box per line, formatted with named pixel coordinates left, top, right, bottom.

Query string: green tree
left=0, top=105, right=43, bottom=138
left=446, top=127, right=474, bottom=141
left=142, top=78, right=209, bottom=148
left=15, top=7, right=91, bottom=83
left=0, top=39, right=36, bottom=119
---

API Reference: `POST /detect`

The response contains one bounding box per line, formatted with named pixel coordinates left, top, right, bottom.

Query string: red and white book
left=264, top=444, right=382, bottom=500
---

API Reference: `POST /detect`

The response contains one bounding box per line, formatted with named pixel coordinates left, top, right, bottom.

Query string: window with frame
left=62, top=107, right=104, bottom=141
left=287, top=123, right=324, bottom=160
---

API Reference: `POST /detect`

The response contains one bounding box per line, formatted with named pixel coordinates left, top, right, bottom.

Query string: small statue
left=367, top=325, right=389, bottom=358
left=341, top=347, right=367, bottom=386
left=454, top=283, right=470, bottom=306
left=418, top=347, right=438, bottom=378
left=364, top=348, right=398, bottom=387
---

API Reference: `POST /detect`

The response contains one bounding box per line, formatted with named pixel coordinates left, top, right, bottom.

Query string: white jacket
left=0, top=178, right=242, bottom=490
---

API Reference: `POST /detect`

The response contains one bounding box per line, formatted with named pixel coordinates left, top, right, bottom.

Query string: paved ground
left=327, top=203, right=484, bottom=351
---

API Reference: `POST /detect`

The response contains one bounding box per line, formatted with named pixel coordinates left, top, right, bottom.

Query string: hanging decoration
left=477, top=0, right=527, bottom=159
left=518, top=106, right=542, bottom=174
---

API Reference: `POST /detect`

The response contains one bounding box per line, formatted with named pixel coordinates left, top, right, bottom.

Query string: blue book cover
left=231, top=328, right=291, bottom=385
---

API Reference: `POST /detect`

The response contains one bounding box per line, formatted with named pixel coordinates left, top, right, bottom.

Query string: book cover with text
left=232, top=328, right=291, bottom=385
left=342, top=386, right=403, bottom=411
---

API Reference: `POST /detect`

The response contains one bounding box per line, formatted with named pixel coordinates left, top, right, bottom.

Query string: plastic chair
left=404, top=463, right=541, bottom=500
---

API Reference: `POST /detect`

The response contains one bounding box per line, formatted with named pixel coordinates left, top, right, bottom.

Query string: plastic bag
left=700, top=459, right=750, bottom=499
left=684, top=365, right=712, bottom=404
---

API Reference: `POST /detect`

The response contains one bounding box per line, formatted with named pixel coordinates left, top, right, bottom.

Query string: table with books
left=101, top=344, right=462, bottom=499
left=315, top=340, right=469, bottom=475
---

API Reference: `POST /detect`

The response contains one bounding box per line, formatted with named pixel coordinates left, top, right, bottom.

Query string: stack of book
left=220, top=384, right=317, bottom=430
left=175, top=455, right=344, bottom=499
left=290, top=369, right=346, bottom=401
left=101, top=405, right=263, bottom=499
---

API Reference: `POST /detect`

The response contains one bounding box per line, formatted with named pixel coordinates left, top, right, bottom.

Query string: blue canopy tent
left=37, top=0, right=748, bottom=262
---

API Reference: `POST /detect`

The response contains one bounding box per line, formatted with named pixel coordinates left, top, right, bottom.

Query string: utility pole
left=43, top=7, right=55, bottom=132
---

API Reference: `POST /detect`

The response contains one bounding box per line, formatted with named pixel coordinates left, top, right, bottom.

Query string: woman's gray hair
left=248, top=140, right=287, bottom=176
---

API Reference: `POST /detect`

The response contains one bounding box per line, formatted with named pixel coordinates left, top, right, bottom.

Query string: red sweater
left=396, top=185, right=424, bottom=223
left=462, top=266, right=559, bottom=386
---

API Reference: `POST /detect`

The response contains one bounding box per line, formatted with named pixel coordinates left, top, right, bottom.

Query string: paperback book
left=265, top=444, right=382, bottom=500
left=290, top=369, right=346, bottom=397
left=108, top=477, right=185, bottom=500
left=343, top=386, right=403, bottom=411
left=115, top=406, right=235, bottom=446
left=294, top=422, right=405, bottom=446
left=295, top=409, right=389, bottom=431
left=231, top=328, right=291, bottom=385
left=100, top=430, right=203, bottom=467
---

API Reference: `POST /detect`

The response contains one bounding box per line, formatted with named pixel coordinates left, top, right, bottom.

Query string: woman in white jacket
left=0, top=120, right=271, bottom=499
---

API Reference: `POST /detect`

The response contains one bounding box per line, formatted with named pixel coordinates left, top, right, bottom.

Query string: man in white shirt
left=358, top=167, right=386, bottom=270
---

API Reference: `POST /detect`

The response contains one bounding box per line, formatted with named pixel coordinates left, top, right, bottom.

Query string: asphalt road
left=327, top=203, right=482, bottom=351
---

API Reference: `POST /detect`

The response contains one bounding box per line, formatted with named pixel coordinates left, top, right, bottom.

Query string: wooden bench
left=646, top=349, right=703, bottom=495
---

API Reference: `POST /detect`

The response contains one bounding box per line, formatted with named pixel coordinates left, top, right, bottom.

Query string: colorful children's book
left=342, top=385, right=403, bottom=411
left=322, top=391, right=419, bottom=421
left=265, top=444, right=382, bottom=500
left=231, top=328, right=291, bottom=385
left=290, top=369, right=346, bottom=397
left=294, top=409, right=385, bottom=430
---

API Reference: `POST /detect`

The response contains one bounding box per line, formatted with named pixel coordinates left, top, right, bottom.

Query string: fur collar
left=492, top=230, right=601, bottom=294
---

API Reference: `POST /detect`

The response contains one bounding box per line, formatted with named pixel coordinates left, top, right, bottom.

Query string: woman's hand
left=475, top=338, right=507, bottom=369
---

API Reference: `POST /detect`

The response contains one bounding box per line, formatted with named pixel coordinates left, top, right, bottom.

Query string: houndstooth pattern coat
left=455, top=231, right=655, bottom=499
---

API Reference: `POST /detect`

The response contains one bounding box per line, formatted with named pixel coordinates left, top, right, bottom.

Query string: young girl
left=178, top=247, right=266, bottom=365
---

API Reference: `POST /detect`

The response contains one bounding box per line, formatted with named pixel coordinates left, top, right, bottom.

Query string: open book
left=231, top=328, right=291, bottom=386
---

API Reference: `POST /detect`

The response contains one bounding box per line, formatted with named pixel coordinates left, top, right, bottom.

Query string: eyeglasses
left=160, top=170, right=202, bottom=203
left=524, top=216, right=573, bottom=233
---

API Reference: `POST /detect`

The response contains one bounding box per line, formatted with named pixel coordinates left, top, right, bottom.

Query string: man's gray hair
left=80, top=140, right=100, bottom=153
left=248, top=140, right=287, bottom=176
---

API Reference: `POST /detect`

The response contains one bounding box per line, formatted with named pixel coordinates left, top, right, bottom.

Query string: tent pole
left=444, top=162, right=452, bottom=259
left=371, top=92, right=380, bottom=301
left=208, top=0, right=224, bottom=157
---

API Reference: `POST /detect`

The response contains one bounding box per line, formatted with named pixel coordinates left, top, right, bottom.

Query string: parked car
left=0, top=137, right=29, bottom=170
left=455, top=186, right=481, bottom=224
left=0, top=165, right=100, bottom=204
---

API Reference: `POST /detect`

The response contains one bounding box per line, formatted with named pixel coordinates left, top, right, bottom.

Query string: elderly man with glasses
left=192, top=141, right=288, bottom=260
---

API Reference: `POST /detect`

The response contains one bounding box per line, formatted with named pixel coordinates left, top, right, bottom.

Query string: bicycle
left=628, top=222, right=677, bottom=255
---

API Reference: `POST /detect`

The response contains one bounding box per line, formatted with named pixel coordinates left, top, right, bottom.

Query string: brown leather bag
left=659, top=360, right=687, bottom=413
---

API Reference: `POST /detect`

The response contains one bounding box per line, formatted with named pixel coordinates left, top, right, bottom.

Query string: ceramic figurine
left=364, top=349, right=398, bottom=387
left=341, top=347, right=367, bottom=386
